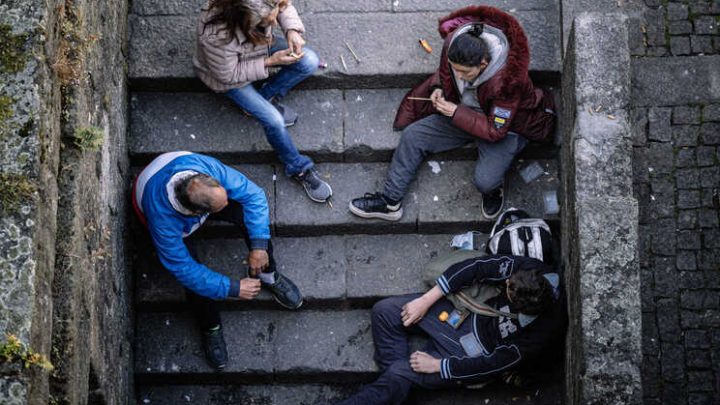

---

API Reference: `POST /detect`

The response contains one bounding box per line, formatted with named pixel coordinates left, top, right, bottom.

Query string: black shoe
left=481, top=187, right=504, bottom=219
left=349, top=192, right=403, bottom=221
left=292, top=168, right=333, bottom=203
left=202, top=325, right=228, bottom=370
left=271, top=99, right=299, bottom=127
left=265, top=273, right=303, bottom=309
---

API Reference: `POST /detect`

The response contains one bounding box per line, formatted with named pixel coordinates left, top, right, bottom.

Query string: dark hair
left=175, top=173, right=222, bottom=214
left=204, top=0, right=288, bottom=46
left=447, top=25, right=490, bottom=67
left=507, top=269, right=554, bottom=315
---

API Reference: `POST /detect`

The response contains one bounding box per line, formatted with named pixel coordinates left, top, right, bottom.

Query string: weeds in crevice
left=71, top=126, right=104, bottom=151
left=0, top=334, right=53, bottom=371
left=52, top=0, right=100, bottom=86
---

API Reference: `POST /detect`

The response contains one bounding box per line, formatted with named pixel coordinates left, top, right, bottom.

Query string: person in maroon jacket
left=349, top=6, right=556, bottom=221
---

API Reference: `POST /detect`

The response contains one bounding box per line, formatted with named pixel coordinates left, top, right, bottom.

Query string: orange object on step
left=419, top=39, right=432, bottom=53
left=438, top=311, right=449, bottom=322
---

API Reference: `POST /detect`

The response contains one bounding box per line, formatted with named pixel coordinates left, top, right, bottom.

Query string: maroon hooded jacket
left=393, top=6, right=556, bottom=143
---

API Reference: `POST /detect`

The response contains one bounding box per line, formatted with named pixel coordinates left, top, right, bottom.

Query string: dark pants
left=336, top=294, right=475, bottom=405
left=383, top=114, right=528, bottom=202
left=185, top=200, right=276, bottom=330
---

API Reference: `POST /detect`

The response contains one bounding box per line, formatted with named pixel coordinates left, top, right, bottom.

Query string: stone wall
left=0, top=0, right=131, bottom=403
left=561, top=12, right=643, bottom=404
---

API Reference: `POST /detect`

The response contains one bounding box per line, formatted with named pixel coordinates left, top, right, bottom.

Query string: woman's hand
left=409, top=351, right=441, bottom=374
left=435, top=97, right=458, bottom=117
left=430, top=88, right=443, bottom=106
left=266, top=49, right=300, bottom=66
left=286, top=29, right=306, bottom=55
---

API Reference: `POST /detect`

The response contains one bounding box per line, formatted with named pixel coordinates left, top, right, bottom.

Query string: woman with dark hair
left=194, top=0, right=332, bottom=203
left=349, top=6, right=556, bottom=221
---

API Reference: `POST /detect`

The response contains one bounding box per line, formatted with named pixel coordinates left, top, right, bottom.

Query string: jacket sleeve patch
left=493, top=107, right=511, bottom=129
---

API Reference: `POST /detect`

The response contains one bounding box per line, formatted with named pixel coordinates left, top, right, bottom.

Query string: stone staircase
left=129, top=0, right=565, bottom=403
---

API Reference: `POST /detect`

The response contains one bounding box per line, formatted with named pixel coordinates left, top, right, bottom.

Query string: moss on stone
left=72, top=126, right=104, bottom=151
left=0, top=173, right=36, bottom=213
left=0, top=25, right=29, bottom=74
left=0, top=95, right=13, bottom=124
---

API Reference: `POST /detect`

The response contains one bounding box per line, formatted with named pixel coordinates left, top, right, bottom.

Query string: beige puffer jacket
left=193, top=1, right=305, bottom=92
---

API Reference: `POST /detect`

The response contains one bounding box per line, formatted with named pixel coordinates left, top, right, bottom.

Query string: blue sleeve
left=436, top=255, right=516, bottom=295
left=147, top=216, right=239, bottom=300
left=205, top=158, right=271, bottom=249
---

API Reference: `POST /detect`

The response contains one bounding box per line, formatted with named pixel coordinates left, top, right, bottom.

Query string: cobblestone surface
left=635, top=0, right=720, bottom=56
left=633, top=101, right=720, bottom=404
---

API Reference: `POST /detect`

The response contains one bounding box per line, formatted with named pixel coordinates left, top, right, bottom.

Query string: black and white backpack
left=486, top=208, right=553, bottom=264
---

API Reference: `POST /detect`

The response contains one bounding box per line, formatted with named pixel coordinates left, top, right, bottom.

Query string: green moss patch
left=0, top=173, right=36, bottom=213
left=71, top=126, right=104, bottom=151
left=0, top=25, right=29, bottom=74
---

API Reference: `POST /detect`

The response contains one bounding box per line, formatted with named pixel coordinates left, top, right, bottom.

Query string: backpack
left=422, top=249, right=516, bottom=319
left=486, top=208, right=553, bottom=264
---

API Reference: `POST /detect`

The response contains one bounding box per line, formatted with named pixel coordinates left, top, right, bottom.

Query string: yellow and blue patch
left=493, top=106, right=512, bottom=129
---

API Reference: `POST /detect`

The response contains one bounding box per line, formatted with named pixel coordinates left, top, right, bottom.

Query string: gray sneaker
left=271, top=99, right=298, bottom=127
left=292, top=169, right=333, bottom=203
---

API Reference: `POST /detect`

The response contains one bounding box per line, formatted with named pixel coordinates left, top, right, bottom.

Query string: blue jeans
left=224, top=36, right=318, bottom=176
left=336, top=294, right=471, bottom=405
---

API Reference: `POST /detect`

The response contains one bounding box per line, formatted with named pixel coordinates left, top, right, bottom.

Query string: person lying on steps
left=349, top=6, right=556, bottom=221
left=334, top=254, right=564, bottom=405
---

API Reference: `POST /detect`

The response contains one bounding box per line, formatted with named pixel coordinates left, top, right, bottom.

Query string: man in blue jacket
left=132, top=151, right=302, bottom=370
left=336, top=255, right=564, bottom=404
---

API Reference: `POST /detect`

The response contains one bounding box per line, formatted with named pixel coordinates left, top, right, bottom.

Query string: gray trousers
left=383, top=114, right=528, bottom=202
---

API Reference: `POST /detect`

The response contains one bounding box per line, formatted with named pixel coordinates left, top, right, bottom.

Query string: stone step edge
left=128, top=143, right=560, bottom=166
left=190, top=216, right=561, bottom=239
left=135, top=370, right=379, bottom=385
left=129, top=71, right=561, bottom=93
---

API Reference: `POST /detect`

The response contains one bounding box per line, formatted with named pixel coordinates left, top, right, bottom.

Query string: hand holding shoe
left=247, top=249, right=269, bottom=276
left=239, top=277, right=261, bottom=300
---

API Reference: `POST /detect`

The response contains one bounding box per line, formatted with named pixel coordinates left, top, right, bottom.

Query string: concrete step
left=134, top=310, right=563, bottom=400
left=135, top=233, right=470, bottom=308
left=186, top=159, right=559, bottom=238
left=129, top=1, right=561, bottom=89
left=129, top=88, right=560, bottom=165
left=136, top=383, right=563, bottom=404
left=135, top=310, right=377, bottom=380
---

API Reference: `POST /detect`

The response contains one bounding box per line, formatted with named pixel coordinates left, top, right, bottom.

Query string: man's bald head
left=175, top=174, right=228, bottom=215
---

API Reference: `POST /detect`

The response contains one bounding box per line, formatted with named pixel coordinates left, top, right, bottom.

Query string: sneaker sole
left=301, top=182, right=333, bottom=203
left=273, top=295, right=303, bottom=310
left=481, top=199, right=503, bottom=220
left=348, top=201, right=403, bottom=221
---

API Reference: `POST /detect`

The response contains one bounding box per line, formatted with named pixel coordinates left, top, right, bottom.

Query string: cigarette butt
left=327, top=199, right=333, bottom=209
left=419, top=39, right=432, bottom=53
left=607, top=114, right=616, bottom=120
left=344, top=41, right=361, bottom=63
left=340, top=55, right=348, bottom=72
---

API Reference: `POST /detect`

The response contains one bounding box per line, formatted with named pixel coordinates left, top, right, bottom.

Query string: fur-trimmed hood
left=437, top=6, right=530, bottom=99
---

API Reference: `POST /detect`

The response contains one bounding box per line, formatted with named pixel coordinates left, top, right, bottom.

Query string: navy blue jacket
left=435, top=255, right=563, bottom=382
